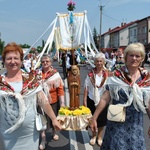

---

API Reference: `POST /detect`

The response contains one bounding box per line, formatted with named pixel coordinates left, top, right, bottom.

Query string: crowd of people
left=0, top=42, right=150, bottom=150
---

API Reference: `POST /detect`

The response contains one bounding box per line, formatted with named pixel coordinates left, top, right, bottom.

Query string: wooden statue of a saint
left=68, top=65, right=81, bottom=110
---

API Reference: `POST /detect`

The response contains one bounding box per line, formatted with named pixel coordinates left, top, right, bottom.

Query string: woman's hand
left=52, top=119, right=62, bottom=131
left=148, top=126, right=150, bottom=138
left=83, top=100, right=87, bottom=107
left=89, top=118, right=98, bottom=133
left=60, top=102, right=65, bottom=107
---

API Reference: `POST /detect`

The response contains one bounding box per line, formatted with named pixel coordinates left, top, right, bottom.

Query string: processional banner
left=57, top=12, right=84, bottom=50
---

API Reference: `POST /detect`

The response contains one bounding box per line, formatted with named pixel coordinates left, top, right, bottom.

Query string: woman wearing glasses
left=38, top=53, right=65, bottom=150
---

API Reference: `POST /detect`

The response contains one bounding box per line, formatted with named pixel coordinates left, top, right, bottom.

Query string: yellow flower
left=58, top=106, right=91, bottom=116
left=80, top=106, right=91, bottom=115
left=63, top=109, right=69, bottom=115
left=72, top=109, right=82, bottom=116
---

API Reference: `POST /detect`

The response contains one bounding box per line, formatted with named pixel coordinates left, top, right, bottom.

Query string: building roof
left=101, top=20, right=139, bottom=36
left=138, top=16, right=150, bottom=22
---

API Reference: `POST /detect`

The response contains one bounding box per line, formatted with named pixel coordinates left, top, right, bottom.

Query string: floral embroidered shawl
left=106, top=65, right=150, bottom=113
left=0, top=70, right=41, bottom=94
left=85, top=67, right=108, bottom=106
left=88, top=67, right=108, bottom=88
left=114, top=65, right=150, bottom=87
left=0, top=70, right=43, bottom=133
left=38, top=67, right=64, bottom=103
left=38, top=67, right=64, bottom=90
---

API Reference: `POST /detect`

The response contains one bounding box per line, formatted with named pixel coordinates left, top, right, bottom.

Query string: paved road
left=0, top=62, right=149, bottom=150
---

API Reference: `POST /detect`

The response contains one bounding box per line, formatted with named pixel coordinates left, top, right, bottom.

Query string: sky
left=0, top=0, right=150, bottom=47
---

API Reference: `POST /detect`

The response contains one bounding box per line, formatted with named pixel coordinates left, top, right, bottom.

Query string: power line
left=89, top=8, right=99, bottom=24
left=100, top=0, right=122, bottom=24
left=103, top=0, right=111, bottom=7
left=99, top=0, right=123, bottom=24
left=102, top=12, right=122, bottom=23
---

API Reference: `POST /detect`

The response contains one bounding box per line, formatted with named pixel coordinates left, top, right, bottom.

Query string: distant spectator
left=31, top=54, right=38, bottom=69
left=111, top=48, right=124, bottom=71
left=66, top=50, right=80, bottom=77
left=61, top=51, right=67, bottom=79
left=147, top=50, right=150, bottom=66
left=23, top=54, right=31, bottom=72
left=102, top=48, right=109, bottom=59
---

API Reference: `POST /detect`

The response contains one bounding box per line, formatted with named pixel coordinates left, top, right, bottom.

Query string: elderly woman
left=90, top=43, right=150, bottom=149
left=38, top=53, right=65, bottom=149
left=0, top=42, right=62, bottom=150
left=83, top=52, right=109, bottom=146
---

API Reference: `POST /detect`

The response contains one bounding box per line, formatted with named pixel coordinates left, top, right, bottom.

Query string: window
left=134, top=29, right=136, bottom=37
left=144, top=39, right=147, bottom=44
left=141, top=26, right=147, bottom=33
left=144, top=26, right=147, bottom=33
left=138, top=28, right=141, bottom=34
left=130, top=30, right=132, bottom=36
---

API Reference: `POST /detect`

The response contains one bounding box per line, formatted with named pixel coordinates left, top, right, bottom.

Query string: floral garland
left=67, top=0, right=76, bottom=11
left=58, top=106, right=91, bottom=116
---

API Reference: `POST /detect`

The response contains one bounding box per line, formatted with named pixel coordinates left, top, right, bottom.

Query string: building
left=100, top=16, right=150, bottom=53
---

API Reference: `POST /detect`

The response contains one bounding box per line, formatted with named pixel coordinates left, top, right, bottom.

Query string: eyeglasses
left=42, top=60, right=50, bottom=63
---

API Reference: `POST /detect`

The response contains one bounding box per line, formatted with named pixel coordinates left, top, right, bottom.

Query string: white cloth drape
left=0, top=85, right=42, bottom=134
left=84, top=75, right=106, bottom=106
left=106, top=76, right=150, bottom=113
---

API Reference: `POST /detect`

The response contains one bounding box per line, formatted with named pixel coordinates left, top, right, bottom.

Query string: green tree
left=93, top=27, right=99, bottom=49
left=0, top=39, right=5, bottom=55
left=37, top=45, right=43, bottom=53
left=20, top=44, right=30, bottom=48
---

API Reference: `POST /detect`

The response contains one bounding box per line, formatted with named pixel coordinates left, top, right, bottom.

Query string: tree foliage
left=0, top=39, right=5, bottom=55
left=93, top=27, right=99, bottom=49
left=20, top=44, right=31, bottom=48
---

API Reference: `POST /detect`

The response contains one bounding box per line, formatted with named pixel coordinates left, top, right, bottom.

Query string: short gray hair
left=41, top=53, right=52, bottom=62
left=94, top=52, right=106, bottom=63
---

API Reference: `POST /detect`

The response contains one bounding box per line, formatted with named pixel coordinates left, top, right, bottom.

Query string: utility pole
left=99, top=5, right=103, bottom=52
